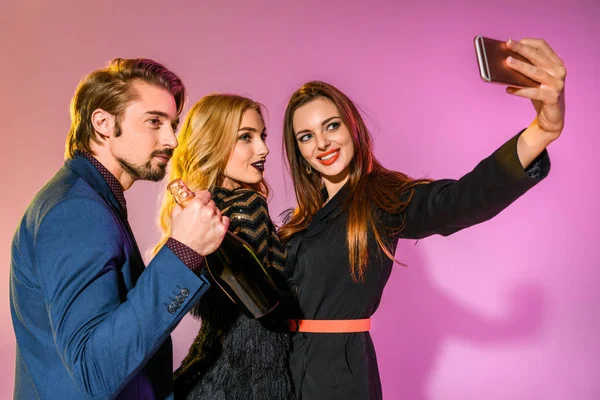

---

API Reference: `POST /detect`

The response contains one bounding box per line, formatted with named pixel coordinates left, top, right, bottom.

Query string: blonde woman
left=155, top=94, right=294, bottom=400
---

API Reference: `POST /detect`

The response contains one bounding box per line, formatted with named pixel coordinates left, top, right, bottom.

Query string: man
left=10, top=58, right=229, bottom=399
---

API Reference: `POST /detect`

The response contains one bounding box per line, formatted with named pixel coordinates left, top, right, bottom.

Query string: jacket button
left=180, top=288, right=190, bottom=297
left=176, top=294, right=185, bottom=303
left=167, top=304, right=177, bottom=314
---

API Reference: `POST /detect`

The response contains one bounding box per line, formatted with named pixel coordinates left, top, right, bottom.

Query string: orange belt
left=289, top=318, right=371, bottom=333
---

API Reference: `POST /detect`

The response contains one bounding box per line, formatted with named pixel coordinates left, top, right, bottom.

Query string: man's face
left=110, top=81, right=179, bottom=182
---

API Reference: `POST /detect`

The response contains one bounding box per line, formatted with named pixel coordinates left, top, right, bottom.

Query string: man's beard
left=117, top=149, right=173, bottom=182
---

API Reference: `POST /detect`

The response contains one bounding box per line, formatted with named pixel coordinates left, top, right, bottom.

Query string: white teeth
left=320, top=151, right=338, bottom=161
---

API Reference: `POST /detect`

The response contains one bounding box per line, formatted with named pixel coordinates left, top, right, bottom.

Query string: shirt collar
left=80, top=152, right=127, bottom=211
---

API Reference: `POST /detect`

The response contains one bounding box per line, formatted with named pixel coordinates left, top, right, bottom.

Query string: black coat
left=283, top=133, right=550, bottom=400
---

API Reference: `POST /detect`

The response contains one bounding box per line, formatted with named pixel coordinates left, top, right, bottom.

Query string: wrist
left=517, top=124, right=551, bottom=169
left=166, top=237, right=206, bottom=274
left=521, top=120, right=554, bottom=151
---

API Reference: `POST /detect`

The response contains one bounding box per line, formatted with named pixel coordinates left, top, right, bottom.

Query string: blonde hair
left=154, top=94, right=268, bottom=254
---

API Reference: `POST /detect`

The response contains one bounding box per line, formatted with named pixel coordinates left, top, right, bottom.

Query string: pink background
left=1, top=0, right=598, bottom=398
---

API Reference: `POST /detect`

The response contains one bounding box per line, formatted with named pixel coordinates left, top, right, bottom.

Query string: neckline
left=304, top=183, right=351, bottom=232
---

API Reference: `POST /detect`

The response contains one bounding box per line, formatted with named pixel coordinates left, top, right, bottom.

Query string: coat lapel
left=304, top=184, right=349, bottom=235
left=64, top=155, right=145, bottom=276
left=283, top=184, right=350, bottom=281
left=64, top=155, right=127, bottom=219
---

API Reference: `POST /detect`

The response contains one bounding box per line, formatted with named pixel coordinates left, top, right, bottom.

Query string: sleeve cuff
left=493, top=129, right=551, bottom=182
left=525, top=149, right=550, bottom=180
left=165, top=237, right=205, bottom=275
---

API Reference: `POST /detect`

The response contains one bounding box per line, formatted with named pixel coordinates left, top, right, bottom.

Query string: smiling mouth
left=251, top=160, right=266, bottom=172
left=317, top=149, right=340, bottom=166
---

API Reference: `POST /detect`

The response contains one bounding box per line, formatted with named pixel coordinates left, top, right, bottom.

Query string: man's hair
left=65, top=58, right=186, bottom=158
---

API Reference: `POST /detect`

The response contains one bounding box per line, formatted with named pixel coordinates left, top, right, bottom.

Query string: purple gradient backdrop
left=1, top=0, right=598, bottom=399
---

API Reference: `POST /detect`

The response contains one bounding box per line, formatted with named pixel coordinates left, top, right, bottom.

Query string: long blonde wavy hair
left=153, top=94, right=268, bottom=254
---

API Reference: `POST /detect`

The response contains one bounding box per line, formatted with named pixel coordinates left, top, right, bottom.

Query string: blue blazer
left=10, top=154, right=210, bottom=399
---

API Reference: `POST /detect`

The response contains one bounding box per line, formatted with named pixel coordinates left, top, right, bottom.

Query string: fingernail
left=507, top=56, right=513, bottom=64
left=507, top=38, right=513, bottom=45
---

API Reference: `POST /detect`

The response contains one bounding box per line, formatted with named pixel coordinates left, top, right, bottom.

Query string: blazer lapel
left=64, top=155, right=145, bottom=276
left=64, top=155, right=127, bottom=219
left=283, top=184, right=350, bottom=281
left=304, top=184, right=349, bottom=234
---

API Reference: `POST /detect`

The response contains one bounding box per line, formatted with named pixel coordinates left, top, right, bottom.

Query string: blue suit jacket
left=10, top=155, right=210, bottom=399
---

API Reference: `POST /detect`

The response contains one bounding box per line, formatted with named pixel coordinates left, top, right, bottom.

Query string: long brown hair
left=65, top=58, right=186, bottom=159
left=154, top=94, right=268, bottom=255
left=279, top=81, right=430, bottom=282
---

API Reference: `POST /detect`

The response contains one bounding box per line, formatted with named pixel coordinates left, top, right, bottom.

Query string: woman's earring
left=305, top=163, right=312, bottom=175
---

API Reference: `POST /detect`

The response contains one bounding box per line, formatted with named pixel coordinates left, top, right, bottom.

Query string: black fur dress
left=173, top=188, right=295, bottom=400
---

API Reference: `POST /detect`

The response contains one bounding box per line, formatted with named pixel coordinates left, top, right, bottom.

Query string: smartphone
left=474, top=36, right=539, bottom=88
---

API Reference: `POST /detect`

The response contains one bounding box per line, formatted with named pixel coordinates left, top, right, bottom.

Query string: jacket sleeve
left=396, top=131, right=551, bottom=239
left=34, top=196, right=210, bottom=399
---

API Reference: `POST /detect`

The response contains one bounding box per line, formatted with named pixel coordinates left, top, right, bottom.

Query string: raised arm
left=397, top=38, right=565, bottom=240
left=398, top=132, right=550, bottom=239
